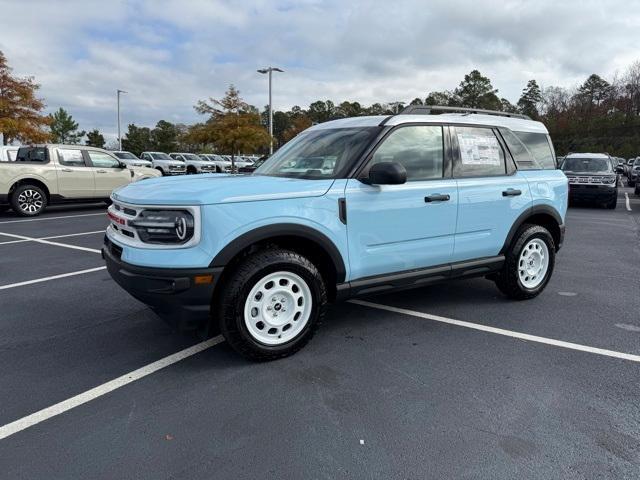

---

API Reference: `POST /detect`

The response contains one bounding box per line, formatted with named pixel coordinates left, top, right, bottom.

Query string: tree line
left=3, top=47, right=640, bottom=158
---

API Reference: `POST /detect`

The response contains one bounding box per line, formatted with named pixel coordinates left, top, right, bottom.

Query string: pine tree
left=85, top=129, right=105, bottom=148
left=517, top=80, right=542, bottom=118
left=49, top=108, right=85, bottom=144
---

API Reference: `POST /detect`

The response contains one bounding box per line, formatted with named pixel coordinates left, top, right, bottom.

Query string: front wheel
left=217, top=248, right=327, bottom=361
left=494, top=224, right=555, bottom=300
left=635, top=184, right=640, bottom=196
left=10, top=184, right=47, bottom=217
left=605, top=195, right=617, bottom=209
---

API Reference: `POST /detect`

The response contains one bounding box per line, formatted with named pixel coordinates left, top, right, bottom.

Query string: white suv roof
left=308, top=113, right=548, bottom=134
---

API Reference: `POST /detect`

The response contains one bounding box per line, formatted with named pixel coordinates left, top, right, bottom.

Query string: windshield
left=562, top=157, right=612, bottom=173
left=634, top=159, right=640, bottom=166
left=114, top=152, right=137, bottom=160
left=183, top=154, right=202, bottom=161
left=255, top=127, right=380, bottom=179
left=151, top=153, right=172, bottom=160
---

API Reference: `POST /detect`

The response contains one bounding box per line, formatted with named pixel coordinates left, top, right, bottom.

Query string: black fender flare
left=209, top=223, right=347, bottom=283
left=501, top=205, right=564, bottom=253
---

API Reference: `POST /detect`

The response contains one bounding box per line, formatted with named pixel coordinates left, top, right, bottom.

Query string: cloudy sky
left=2, top=0, right=639, bottom=142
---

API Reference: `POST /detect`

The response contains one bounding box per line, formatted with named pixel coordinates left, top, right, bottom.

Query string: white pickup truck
left=0, top=144, right=160, bottom=216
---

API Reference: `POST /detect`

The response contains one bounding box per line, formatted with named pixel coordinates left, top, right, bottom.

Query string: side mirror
left=615, top=166, right=624, bottom=173
left=364, top=162, right=407, bottom=185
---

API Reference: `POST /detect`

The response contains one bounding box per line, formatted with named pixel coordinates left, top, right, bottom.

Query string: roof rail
left=399, top=105, right=531, bottom=120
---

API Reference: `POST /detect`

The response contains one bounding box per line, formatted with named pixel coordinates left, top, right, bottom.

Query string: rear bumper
left=568, top=184, right=616, bottom=201
left=102, top=237, right=222, bottom=330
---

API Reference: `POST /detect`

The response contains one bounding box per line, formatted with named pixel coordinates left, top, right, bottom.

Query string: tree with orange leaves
left=0, top=50, right=50, bottom=145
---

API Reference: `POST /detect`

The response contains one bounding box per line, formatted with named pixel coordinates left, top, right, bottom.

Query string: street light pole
left=117, top=89, right=127, bottom=150
left=257, top=67, right=283, bottom=155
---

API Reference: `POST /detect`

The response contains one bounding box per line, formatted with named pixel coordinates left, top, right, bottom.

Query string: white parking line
left=624, top=192, right=632, bottom=211
left=0, top=335, right=224, bottom=440
left=0, top=230, right=104, bottom=246
left=0, top=266, right=107, bottom=291
left=0, top=231, right=100, bottom=253
left=0, top=212, right=105, bottom=224
left=350, top=300, right=640, bottom=364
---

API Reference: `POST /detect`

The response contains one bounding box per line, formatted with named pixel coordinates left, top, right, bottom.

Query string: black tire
left=217, top=248, right=327, bottom=361
left=155, top=167, right=165, bottom=176
left=494, top=224, right=555, bottom=300
left=104, top=199, right=113, bottom=206
left=187, top=166, right=197, bottom=175
left=635, top=184, right=640, bottom=196
left=10, top=184, right=47, bottom=217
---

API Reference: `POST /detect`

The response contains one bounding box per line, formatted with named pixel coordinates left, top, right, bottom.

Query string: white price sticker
left=457, top=133, right=501, bottom=166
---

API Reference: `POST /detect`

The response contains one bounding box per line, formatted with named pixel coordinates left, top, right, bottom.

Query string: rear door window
left=453, top=126, right=506, bottom=177
left=58, top=149, right=87, bottom=167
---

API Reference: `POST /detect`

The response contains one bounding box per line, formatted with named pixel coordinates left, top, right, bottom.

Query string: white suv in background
left=140, top=152, right=186, bottom=176
left=169, top=153, right=218, bottom=174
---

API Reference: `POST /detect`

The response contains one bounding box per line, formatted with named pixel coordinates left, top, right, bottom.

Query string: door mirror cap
left=364, top=162, right=407, bottom=185
left=615, top=165, right=624, bottom=173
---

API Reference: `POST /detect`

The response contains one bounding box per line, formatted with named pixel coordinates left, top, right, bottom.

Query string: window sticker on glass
left=457, top=132, right=501, bottom=166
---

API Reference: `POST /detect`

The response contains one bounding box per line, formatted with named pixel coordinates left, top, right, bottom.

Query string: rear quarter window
left=510, top=131, right=556, bottom=170
left=15, top=147, right=49, bottom=164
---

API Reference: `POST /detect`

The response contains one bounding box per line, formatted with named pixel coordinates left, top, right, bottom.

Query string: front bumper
left=102, top=237, right=222, bottom=330
left=568, top=184, right=616, bottom=202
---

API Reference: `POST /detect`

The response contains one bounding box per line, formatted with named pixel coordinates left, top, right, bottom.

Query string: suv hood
left=112, top=175, right=336, bottom=205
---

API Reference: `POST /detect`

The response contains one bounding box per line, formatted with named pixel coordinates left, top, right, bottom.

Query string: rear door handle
left=502, top=189, right=522, bottom=197
left=425, top=194, right=450, bottom=203
left=96, top=169, right=107, bottom=173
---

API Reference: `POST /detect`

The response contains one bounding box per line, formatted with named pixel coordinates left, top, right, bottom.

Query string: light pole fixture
left=257, top=67, right=284, bottom=155
left=117, top=89, right=127, bottom=150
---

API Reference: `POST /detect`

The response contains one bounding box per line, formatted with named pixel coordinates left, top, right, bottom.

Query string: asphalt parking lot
left=0, top=188, right=639, bottom=479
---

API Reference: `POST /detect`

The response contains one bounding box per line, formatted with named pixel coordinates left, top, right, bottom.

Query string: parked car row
left=0, top=145, right=160, bottom=216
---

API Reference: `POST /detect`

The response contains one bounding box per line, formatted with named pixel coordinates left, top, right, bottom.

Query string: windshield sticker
left=457, top=133, right=501, bottom=166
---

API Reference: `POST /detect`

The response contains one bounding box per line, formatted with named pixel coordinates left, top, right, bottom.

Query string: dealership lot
left=0, top=189, right=639, bottom=479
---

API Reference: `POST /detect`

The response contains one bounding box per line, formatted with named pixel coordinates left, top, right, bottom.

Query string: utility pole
left=257, top=67, right=284, bottom=155
left=117, top=89, right=127, bottom=150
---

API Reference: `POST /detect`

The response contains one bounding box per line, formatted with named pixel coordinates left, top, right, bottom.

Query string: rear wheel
left=495, top=224, right=555, bottom=300
left=10, top=184, right=47, bottom=217
left=218, top=248, right=327, bottom=361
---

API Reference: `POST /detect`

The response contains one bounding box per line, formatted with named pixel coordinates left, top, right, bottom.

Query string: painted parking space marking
left=350, top=300, right=640, bottom=364
left=624, top=192, right=631, bottom=211
left=0, top=336, right=224, bottom=440
left=0, top=212, right=105, bottom=225
left=0, top=231, right=100, bottom=253
left=0, top=266, right=107, bottom=291
left=0, top=230, right=104, bottom=246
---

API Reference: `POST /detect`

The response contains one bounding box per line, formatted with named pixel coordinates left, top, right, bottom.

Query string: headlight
left=129, top=210, right=195, bottom=244
left=602, top=176, right=616, bottom=184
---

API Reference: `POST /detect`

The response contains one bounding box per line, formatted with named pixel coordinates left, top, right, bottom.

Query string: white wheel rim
left=18, top=189, right=43, bottom=213
left=518, top=238, right=549, bottom=289
left=243, top=271, right=313, bottom=346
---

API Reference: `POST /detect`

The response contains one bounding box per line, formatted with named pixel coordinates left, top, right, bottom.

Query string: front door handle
left=502, top=189, right=522, bottom=197
left=61, top=168, right=73, bottom=172
left=96, top=169, right=107, bottom=173
left=425, top=194, right=450, bottom=203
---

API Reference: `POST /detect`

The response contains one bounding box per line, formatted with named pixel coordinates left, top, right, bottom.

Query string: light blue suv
left=103, top=106, right=568, bottom=361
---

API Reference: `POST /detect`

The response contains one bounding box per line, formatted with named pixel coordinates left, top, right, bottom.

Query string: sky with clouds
left=2, top=0, right=640, bottom=142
